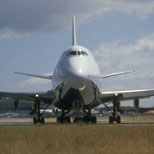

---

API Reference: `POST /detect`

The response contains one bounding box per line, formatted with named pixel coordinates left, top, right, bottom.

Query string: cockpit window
left=81, top=51, right=88, bottom=56
left=68, top=51, right=88, bottom=56
left=78, top=51, right=81, bottom=55
left=69, top=51, right=77, bottom=56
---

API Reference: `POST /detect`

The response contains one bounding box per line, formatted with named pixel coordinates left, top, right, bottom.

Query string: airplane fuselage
left=52, top=45, right=102, bottom=110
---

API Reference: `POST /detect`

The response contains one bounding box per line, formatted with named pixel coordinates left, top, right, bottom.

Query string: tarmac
left=0, top=116, right=154, bottom=126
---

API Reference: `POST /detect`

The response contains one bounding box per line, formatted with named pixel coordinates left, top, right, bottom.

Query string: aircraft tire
left=65, top=117, right=71, bottom=123
left=57, top=117, right=62, bottom=123
left=40, top=117, right=45, bottom=124
left=109, top=116, right=113, bottom=124
left=90, top=116, right=97, bottom=124
left=33, top=117, right=37, bottom=124
left=117, top=116, right=121, bottom=124
left=73, top=117, right=84, bottom=123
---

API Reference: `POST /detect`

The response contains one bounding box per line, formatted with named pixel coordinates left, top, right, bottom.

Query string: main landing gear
left=72, top=108, right=97, bottom=124
left=73, top=115, right=97, bottom=124
left=109, top=100, right=121, bottom=124
left=73, top=100, right=97, bottom=124
left=56, top=110, right=71, bottom=123
left=56, top=109, right=97, bottom=124
left=32, top=100, right=45, bottom=124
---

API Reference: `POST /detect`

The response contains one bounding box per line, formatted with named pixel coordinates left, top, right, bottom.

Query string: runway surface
left=0, top=116, right=154, bottom=126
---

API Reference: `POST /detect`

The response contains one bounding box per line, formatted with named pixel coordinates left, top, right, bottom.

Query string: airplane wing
left=0, top=90, right=56, bottom=104
left=14, top=72, right=52, bottom=80
left=88, top=70, right=135, bottom=80
left=101, top=70, right=135, bottom=79
left=101, top=89, right=154, bottom=103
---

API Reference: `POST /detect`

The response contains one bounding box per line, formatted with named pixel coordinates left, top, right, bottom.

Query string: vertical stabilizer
left=72, top=16, right=77, bottom=46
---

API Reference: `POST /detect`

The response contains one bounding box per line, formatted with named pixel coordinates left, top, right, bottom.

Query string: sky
left=1, top=0, right=154, bottom=107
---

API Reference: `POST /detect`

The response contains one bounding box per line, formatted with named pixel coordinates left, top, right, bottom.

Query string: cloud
left=109, top=0, right=154, bottom=19
left=94, top=32, right=154, bottom=90
left=0, top=31, right=30, bottom=38
left=17, top=77, right=52, bottom=92
left=16, top=72, right=53, bottom=91
left=0, top=0, right=154, bottom=33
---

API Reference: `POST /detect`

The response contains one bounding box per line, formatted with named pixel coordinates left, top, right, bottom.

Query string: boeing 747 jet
left=1, top=16, right=154, bottom=124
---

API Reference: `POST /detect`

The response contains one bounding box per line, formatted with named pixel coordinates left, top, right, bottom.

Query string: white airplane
left=1, top=16, right=154, bottom=124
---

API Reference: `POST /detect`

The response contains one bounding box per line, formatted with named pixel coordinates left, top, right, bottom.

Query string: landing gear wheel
left=108, top=101, right=122, bottom=124
left=33, top=117, right=37, bottom=124
left=117, top=116, right=121, bottom=124
left=57, top=116, right=71, bottom=123
left=57, top=117, right=61, bottom=123
left=73, top=116, right=97, bottom=124
left=40, top=117, right=45, bottom=124
left=32, top=100, right=45, bottom=124
left=90, top=116, right=97, bottom=124
left=109, top=116, right=121, bottom=124
left=83, top=116, right=90, bottom=124
left=33, top=117, right=45, bottom=124
left=109, top=116, right=113, bottom=124
left=65, top=117, right=71, bottom=123
left=73, top=117, right=84, bottom=123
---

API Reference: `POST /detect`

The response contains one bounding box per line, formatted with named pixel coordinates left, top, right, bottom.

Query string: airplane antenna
left=72, top=16, right=77, bottom=46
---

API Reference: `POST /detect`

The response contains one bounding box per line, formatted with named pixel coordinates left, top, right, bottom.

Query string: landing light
left=115, top=93, right=118, bottom=96
left=35, top=94, right=39, bottom=98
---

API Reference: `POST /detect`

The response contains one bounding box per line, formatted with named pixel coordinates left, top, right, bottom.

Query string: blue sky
left=1, top=0, right=154, bottom=107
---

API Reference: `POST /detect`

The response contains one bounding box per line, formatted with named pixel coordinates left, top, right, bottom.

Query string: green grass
left=0, top=124, right=154, bottom=154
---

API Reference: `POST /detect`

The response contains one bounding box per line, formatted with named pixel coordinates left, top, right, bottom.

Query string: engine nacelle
left=14, top=100, right=19, bottom=112
left=134, top=99, right=139, bottom=109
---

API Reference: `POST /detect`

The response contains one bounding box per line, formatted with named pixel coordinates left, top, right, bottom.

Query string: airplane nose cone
left=68, top=58, right=86, bottom=77
left=66, top=59, right=86, bottom=90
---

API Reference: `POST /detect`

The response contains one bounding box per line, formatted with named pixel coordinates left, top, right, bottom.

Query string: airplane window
left=69, top=51, right=77, bottom=56
left=78, top=51, right=81, bottom=55
left=68, top=51, right=88, bottom=56
left=81, top=51, right=88, bottom=56
left=84, top=51, right=88, bottom=55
